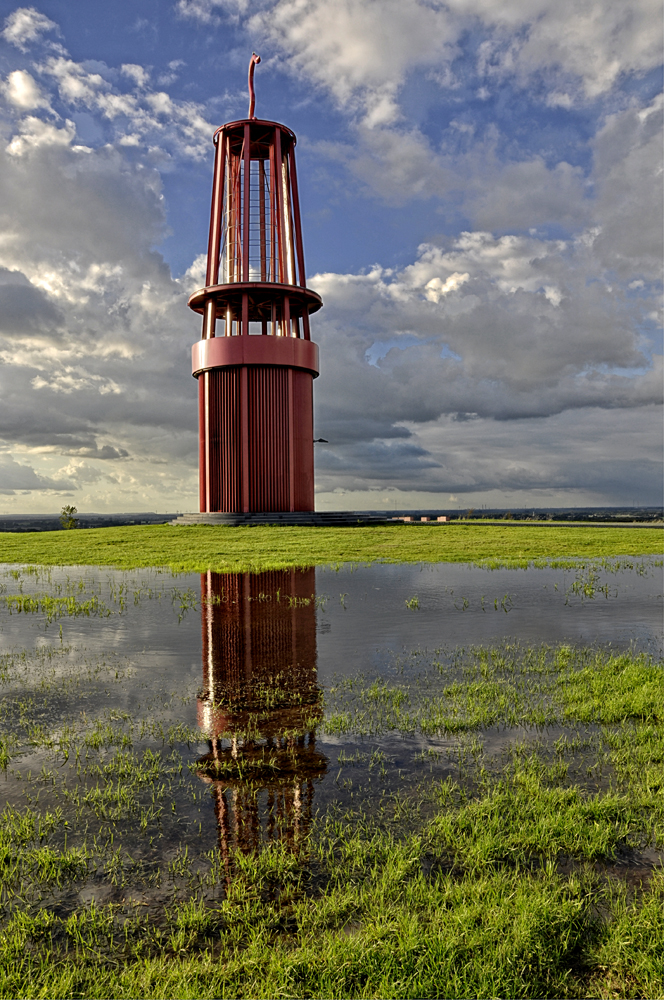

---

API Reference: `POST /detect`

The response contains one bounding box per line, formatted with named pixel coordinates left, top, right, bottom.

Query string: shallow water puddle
left=0, top=557, right=662, bottom=919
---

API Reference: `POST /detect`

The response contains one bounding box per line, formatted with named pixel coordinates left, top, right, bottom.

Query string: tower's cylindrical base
left=197, top=365, right=314, bottom=513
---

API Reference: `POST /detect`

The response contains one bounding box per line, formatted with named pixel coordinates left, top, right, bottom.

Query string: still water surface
left=1, top=559, right=661, bottom=680
left=0, top=558, right=661, bottom=888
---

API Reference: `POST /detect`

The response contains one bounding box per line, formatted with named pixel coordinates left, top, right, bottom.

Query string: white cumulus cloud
left=2, top=6, right=57, bottom=50
left=2, top=69, right=50, bottom=109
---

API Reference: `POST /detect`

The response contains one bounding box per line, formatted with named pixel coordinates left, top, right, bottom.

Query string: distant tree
left=60, top=505, right=79, bottom=530
left=502, top=511, right=513, bottom=520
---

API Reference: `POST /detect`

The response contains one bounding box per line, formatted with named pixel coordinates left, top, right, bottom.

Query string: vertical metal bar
left=204, top=370, right=210, bottom=512
left=214, top=787, right=231, bottom=876
left=202, top=298, right=216, bottom=340
left=274, top=127, right=285, bottom=283
left=242, top=123, right=250, bottom=282
left=269, top=141, right=276, bottom=282
left=288, top=145, right=307, bottom=287
left=283, top=294, right=291, bottom=337
left=225, top=151, right=233, bottom=283
left=301, top=308, right=311, bottom=341
left=242, top=572, right=252, bottom=682
left=206, top=132, right=226, bottom=286
left=228, top=154, right=234, bottom=281
left=233, top=153, right=242, bottom=281
left=205, top=569, right=214, bottom=695
left=198, top=375, right=206, bottom=513
left=242, top=292, right=248, bottom=338
left=290, top=564, right=297, bottom=680
left=232, top=369, right=239, bottom=509
left=282, top=152, right=295, bottom=284
left=241, top=366, right=249, bottom=512
left=259, top=158, right=266, bottom=281
left=202, top=134, right=225, bottom=340
left=271, top=300, right=276, bottom=337
left=288, top=368, right=295, bottom=511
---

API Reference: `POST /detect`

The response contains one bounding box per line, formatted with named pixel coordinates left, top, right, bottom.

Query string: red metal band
left=192, top=336, right=319, bottom=378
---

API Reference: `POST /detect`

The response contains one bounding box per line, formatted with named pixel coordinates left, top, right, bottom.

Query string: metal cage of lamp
left=188, top=55, right=322, bottom=513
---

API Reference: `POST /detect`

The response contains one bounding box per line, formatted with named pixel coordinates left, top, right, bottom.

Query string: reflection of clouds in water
left=195, top=568, right=328, bottom=856
left=314, top=560, right=664, bottom=684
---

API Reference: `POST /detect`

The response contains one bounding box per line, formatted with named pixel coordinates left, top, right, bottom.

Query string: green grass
left=0, top=522, right=661, bottom=573
left=322, top=645, right=664, bottom=737
left=0, top=819, right=661, bottom=998
left=0, top=636, right=662, bottom=996
left=0, top=593, right=110, bottom=623
left=0, top=564, right=662, bottom=998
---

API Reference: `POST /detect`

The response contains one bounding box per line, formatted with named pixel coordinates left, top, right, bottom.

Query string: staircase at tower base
left=169, top=511, right=391, bottom=526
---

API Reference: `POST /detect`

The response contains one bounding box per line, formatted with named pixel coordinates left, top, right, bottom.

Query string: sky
left=0, top=0, right=661, bottom=514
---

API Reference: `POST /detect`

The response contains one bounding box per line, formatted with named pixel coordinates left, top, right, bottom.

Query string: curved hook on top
left=248, top=52, right=261, bottom=119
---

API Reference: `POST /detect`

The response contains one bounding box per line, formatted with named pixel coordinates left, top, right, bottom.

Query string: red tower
left=195, top=568, right=326, bottom=855
left=188, top=55, right=322, bottom=514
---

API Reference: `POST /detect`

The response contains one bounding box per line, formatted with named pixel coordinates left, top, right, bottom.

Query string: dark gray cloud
left=0, top=6, right=660, bottom=511
left=0, top=268, right=63, bottom=336
left=0, top=453, right=72, bottom=493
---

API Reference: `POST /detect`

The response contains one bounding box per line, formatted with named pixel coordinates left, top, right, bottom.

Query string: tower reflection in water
left=196, top=569, right=327, bottom=857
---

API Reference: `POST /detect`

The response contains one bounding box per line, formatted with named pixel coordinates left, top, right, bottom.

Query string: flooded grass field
left=0, top=557, right=662, bottom=998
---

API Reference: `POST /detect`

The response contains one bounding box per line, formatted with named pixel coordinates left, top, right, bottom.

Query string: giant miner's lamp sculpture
left=188, top=54, right=322, bottom=514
